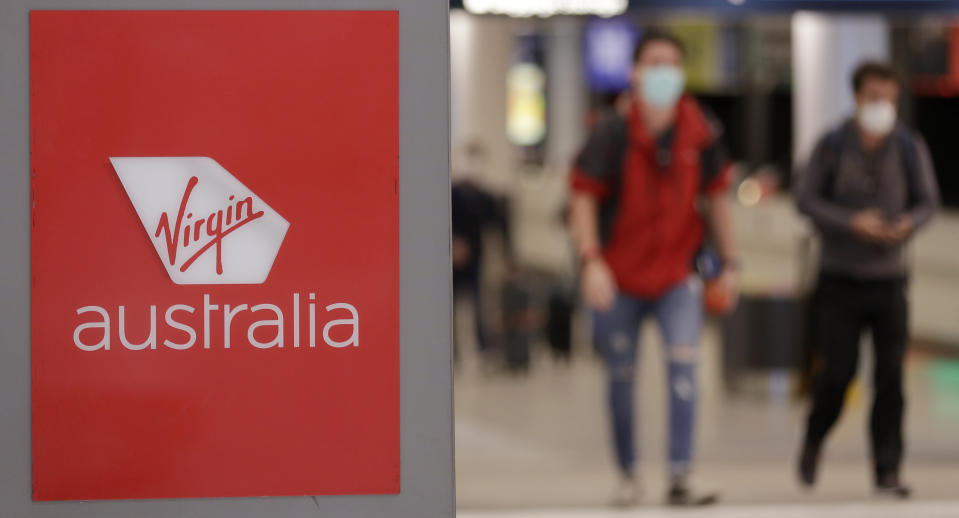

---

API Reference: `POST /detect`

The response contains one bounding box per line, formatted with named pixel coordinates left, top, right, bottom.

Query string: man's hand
left=581, top=258, right=617, bottom=312
left=885, top=214, right=914, bottom=243
left=851, top=210, right=915, bottom=245
left=705, top=267, right=739, bottom=315
left=716, top=267, right=739, bottom=313
left=850, top=209, right=889, bottom=243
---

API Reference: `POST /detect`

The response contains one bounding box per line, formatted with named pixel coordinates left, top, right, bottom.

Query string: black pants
left=453, top=269, right=488, bottom=355
left=804, top=274, right=908, bottom=480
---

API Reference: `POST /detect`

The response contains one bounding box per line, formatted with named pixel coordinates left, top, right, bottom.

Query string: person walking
left=568, top=29, right=738, bottom=507
left=452, top=142, right=510, bottom=364
left=796, top=61, right=940, bottom=498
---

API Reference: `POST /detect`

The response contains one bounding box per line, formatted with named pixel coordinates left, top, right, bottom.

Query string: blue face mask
left=639, top=65, right=685, bottom=108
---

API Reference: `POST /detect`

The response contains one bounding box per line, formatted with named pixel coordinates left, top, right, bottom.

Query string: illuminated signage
left=464, top=0, right=627, bottom=17
left=507, top=63, right=547, bottom=146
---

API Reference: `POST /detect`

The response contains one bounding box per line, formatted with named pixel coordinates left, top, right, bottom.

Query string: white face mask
left=857, top=100, right=896, bottom=137
left=639, top=65, right=685, bottom=109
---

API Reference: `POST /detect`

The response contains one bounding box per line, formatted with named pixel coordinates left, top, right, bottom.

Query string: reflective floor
left=454, top=312, right=959, bottom=515
left=458, top=501, right=959, bottom=518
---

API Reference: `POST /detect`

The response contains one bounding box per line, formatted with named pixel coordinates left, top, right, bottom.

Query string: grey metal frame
left=0, top=1, right=454, bottom=516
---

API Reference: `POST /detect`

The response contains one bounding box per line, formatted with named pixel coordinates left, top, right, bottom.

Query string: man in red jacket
left=569, top=30, right=739, bottom=507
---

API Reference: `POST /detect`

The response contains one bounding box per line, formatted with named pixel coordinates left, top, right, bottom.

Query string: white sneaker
left=609, top=475, right=641, bottom=508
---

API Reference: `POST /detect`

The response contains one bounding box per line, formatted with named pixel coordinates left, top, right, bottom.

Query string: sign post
left=0, top=1, right=453, bottom=516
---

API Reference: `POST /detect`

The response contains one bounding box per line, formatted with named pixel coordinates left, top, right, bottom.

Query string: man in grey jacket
left=796, top=61, right=940, bottom=498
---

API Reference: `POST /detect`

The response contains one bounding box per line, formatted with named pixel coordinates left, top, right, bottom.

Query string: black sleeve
left=699, top=108, right=731, bottom=192
left=573, top=112, right=627, bottom=182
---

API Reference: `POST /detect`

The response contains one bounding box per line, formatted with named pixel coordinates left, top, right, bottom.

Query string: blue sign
left=584, top=18, right=638, bottom=92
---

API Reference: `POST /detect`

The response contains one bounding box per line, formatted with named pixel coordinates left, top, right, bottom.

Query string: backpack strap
left=819, top=127, right=845, bottom=201
left=893, top=127, right=921, bottom=209
left=598, top=115, right=629, bottom=246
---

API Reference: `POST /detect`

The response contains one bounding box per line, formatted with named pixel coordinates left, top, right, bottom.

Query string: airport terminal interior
left=449, top=1, right=959, bottom=516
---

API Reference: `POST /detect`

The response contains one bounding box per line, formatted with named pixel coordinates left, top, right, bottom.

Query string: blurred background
left=448, top=0, right=959, bottom=516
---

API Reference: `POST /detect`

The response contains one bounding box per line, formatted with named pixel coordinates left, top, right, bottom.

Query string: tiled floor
left=454, top=315, right=959, bottom=515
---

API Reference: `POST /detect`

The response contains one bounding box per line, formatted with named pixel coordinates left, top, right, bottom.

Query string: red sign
left=30, top=10, right=399, bottom=500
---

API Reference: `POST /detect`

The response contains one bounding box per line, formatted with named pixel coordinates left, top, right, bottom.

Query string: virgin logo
left=155, top=176, right=264, bottom=275
left=70, top=158, right=357, bottom=353
left=112, top=157, right=289, bottom=284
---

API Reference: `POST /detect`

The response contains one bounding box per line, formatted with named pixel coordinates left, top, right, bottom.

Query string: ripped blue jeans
left=593, top=276, right=703, bottom=479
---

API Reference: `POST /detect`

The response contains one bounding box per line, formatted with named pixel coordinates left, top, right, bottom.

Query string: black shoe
left=798, top=443, right=821, bottom=488
left=666, top=484, right=719, bottom=507
left=875, top=473, right=911, bottom=499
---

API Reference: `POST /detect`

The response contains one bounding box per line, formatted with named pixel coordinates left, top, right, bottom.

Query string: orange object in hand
left=704, top=278, right=734, bottom=315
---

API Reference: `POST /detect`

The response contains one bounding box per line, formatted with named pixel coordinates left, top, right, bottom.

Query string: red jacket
left=571, top=95, right=732, bottom=298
